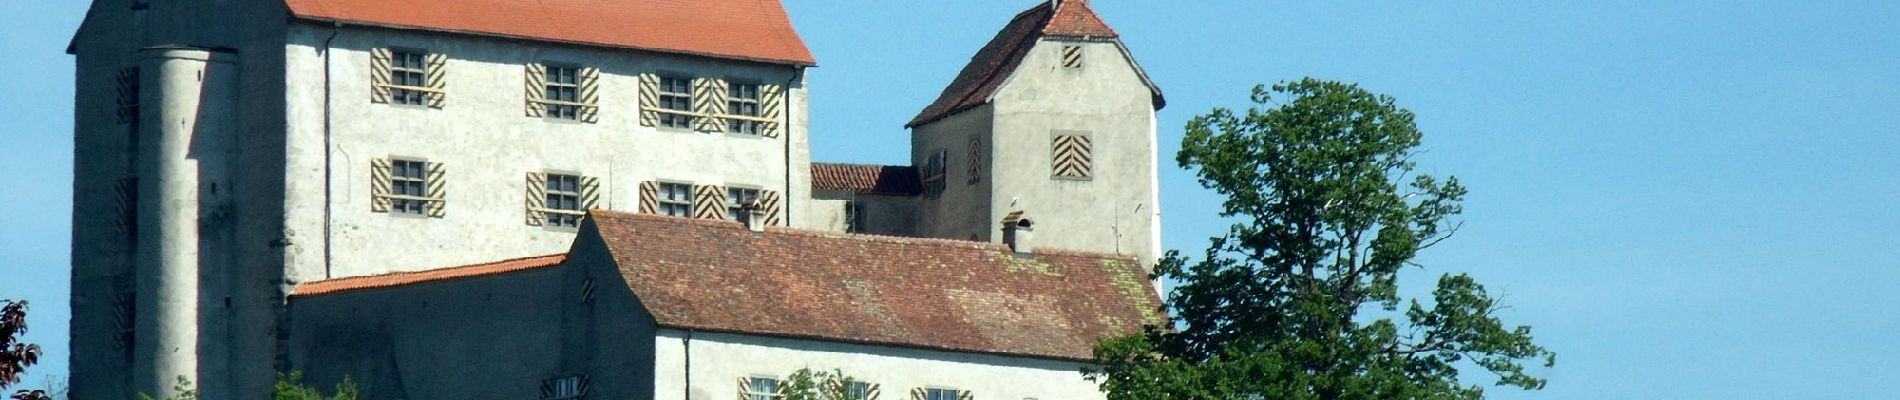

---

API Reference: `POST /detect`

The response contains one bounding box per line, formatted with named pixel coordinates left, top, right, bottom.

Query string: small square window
left=659, top=76, right=696, bottom=128
left=544, top=66, right=582, bottom=120
left=743, top=377, right=780, bottom=400
left=924, top=388, right=962, bottom=400
left=842, top=381, right=873, bottom=400
left=545, top=173, right=584, bottom=227
left=658, top=182, right=695, bottom=217
left=390, top=51, right=429, bottom=105
left=727, top=187, right=761, bottom=221
left=390, top=160, right=429, bottom=215
left=727, top=82, right=763, bottom=134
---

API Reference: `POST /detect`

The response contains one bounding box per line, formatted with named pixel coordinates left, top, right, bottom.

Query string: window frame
left=387, top=158, right=431, bottom=216
left=923, top=387, right=962, bottom=400
left=544, top=374, right=586, bottom=400
left=543, top=172, right=586, bottom=227
left=742, top=376, right=781, bottom=400
left=388, top=49, right=430, bottom=106
left=657, top=181, right=696, bottom=218
left=726, top=80, right=764, bottom=135
left=543, top=64, right=583, bottom=120
left=726, top=186, right=763, bottom=221
left=657, top=75, right=697, bottom=129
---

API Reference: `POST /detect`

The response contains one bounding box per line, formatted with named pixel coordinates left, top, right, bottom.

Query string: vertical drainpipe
left=683, top=329, right=695, bottom=400
left=783, top=67, right=803, bottom=227
left=133, top=45, right=237, bottom=399
left=321, top=23, right=339, bottom=280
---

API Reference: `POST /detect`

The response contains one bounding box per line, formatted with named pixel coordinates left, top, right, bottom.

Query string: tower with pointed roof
left=903, top=0, right=1165, bottom=269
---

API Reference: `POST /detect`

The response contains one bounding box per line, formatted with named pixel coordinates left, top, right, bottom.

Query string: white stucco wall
left=986, top=38, right=1161, bottom=269
left=280, top=23, right=812, bottom=282
left=653, top=330, right=1106, bottom=400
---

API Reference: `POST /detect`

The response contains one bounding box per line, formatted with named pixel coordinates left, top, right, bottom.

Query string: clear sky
left=3, top=1, right=1897, bottom=398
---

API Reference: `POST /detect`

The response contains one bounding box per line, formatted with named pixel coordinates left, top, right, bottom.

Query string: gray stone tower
left=906, top=0, right=1166, bottom=268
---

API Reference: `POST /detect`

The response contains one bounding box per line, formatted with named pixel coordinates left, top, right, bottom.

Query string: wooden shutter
left=524, top=63, right=547, bottom=117
left=735, top=377, right=751, bottom=400
left=693, top=184, right=727, bottom=220
left=759, top=190, right=782, bottom=226
left=115, top=68, right=139, bottom=124
left=525, top=172, right=547, bottom=226
left=759, top=83, right=783, bottom=138
left=1052, top=135, right=1093, bottom=179
left=424, top=53, right=448, bottom=108
left=112, top=292, right=134, bottom=351
left=370, top=158, right=392, bottom=213
left=424, top=162, right=446, bottom=218
left=693, top=78, right=727, bottom=132
left=580, top=175, right=601, bottom=212
left=967, top=138, right=982, bottom=184
left=638, top=73, right=661, bottom=127
left=113, top=177, right=137, bottom=238
left=370, top=48, right=393, bottom=104
left=909, top=388, right=926, bottom=400
left=639, top=181, right=660, bottom=214
left=578, top=67, right=601, bottom=123
left=864, top=384, right=881, bottom=400
left=956, top=390, right=972, bottom=400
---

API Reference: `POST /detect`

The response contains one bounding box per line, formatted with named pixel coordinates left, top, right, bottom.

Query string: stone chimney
left=741, top=200, right=767, bottom=232
left=1001, top=211, right=1034, bottom=257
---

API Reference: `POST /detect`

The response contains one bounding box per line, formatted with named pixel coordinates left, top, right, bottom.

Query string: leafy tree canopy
left=1088, top=78, right=1554, bottom=400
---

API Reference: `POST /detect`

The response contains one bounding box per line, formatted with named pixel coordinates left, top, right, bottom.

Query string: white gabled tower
left=906, top=0, right=1166, bottom=269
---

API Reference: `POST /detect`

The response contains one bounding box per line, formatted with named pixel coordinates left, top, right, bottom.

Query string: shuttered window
left=660, top=76, right=696, bottom=128
left=544, top=173, right=584, bottom=227
left=545, top=66, right=582, bottom=120
left=727, top=83, right=763, bottom=134
left=389, top=51, right=428, bottom=105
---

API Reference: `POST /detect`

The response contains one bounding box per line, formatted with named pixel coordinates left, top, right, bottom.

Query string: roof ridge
left=591, top=209, right=1137, bottom=261
left=289, top=253, right=568, bottom=297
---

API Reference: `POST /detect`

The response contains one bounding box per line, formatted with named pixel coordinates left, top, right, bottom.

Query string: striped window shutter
left=525, top=172, right=547, bottom=226
left=370, top=158, right=392, bottom=213
left=524, top=63, right=547, bottom=117
left=967, top=138, right=983, bottom=184
left=639, top=181, right=660, bottom=214
left=115, top=67, right=139, bottom=125
left=759, top=190, right=782, bottom=226
left=1052, top=134, right=1093, bottom=179
left=735, top=377, right=748, bottom=399
left=1062, top=45, right=1084, bottom=69
left=956, top=390, right=972, bottom=400
left=578, top=67, right=601, bottom=123
left=424, top=162, right=446, bottom=218
left=693, top=78, right=727, bottom=132
left=693, top=184, right=727, bottom=220
left=424, top=53, right=447, bottom=109
left=114, top=177, right=137, bottom=238
left=112, top=292, right=134, bottom=351
left=580, top=175, right=601, bottom=211
left=370, top=48, right=393, bottom=104
left=865, top=384, right=881, bottom=400
left=909, top=388, right=926, bottom=400
left=638, top=73, right=661, bottom=127
left=759, top=83, right=783, bottom=138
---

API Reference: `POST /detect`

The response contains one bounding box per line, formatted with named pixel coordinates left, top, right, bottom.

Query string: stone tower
left=906, top=0, right=1166, bottom=268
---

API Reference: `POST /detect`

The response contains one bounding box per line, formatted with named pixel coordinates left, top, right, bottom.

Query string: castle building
left=65, top=0, right=1164, bottom=398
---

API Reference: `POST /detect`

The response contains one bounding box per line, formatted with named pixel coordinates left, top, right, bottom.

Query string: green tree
left=2, top=300, right=48, bottom=400
left=780, top=368, right=875, bottom=400
left=1087, top=79, right=1554, bottom=400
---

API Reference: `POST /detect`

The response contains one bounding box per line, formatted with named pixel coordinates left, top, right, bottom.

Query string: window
left=922, top=149, right=947, bottom=197
left=544, top=66, right=581, bottom=120
left=924, top=388, right=962, bottom=400
left=544, top=375, right=587, bottom=400
left=967, top=138, right=982, bottom=184
left=743, top=377, right=780, bottom=400
left=545, top=173, right=584, bottom=227
left=660, top=76, right=696, bottom=128
left=842, top=382, right=875, bottom=400
left=843, top=201, right=864, bottom=233
left=389, top=160, right=429, bottom=215
left=389, top=51, right=428, bottom=105
left=727, top=82, right=763, bottom=134
left=659, top=182, right=694, bottom=217
left=727, top=187, right=761, bottom=221
left=1061, top=45, right=1084, bottom=69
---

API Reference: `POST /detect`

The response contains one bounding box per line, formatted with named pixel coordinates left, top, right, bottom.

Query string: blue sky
left=3, top=1, right=1897, bottom=397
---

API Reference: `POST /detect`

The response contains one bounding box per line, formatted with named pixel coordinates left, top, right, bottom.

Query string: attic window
left=1061, top=45, right=1083, bottom=69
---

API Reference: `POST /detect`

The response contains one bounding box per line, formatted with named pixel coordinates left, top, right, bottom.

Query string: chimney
left=1001, top=211, right=1034, bottom=257
left=741, top=200, right=767, bottom=232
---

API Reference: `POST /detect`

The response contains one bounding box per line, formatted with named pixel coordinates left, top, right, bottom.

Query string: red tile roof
left=289, top=254, right=567, bottom=297
left=907, top=0, right=1161, bottom=128
left=284, top=0, right=815, bottom=66
left=589, top=211, right=1161, bottom=361
left=811, top=163, right=922, bottom=196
